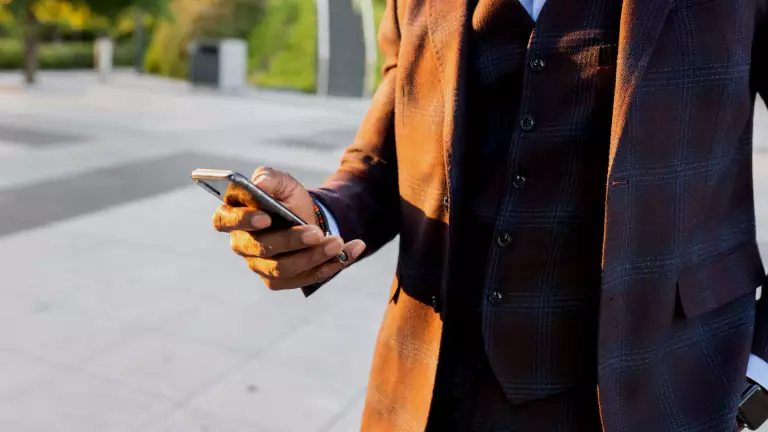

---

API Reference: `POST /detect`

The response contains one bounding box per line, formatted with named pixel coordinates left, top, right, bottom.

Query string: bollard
left=95, top=37, right=114, bottom=83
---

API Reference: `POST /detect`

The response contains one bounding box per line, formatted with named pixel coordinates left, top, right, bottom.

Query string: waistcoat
left=436, top=0, right=623, bottom=405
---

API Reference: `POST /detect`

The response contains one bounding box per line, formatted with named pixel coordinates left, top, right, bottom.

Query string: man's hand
left=213, top=167, right=366, bottom=290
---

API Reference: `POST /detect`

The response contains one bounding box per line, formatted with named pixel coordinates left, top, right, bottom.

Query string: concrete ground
left=0, top=71, right=393, bottom=432
left=0, top=70, right=767, bottom=432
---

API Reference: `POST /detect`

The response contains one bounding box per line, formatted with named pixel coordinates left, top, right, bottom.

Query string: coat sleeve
left=301, top=0, right=402, bottom=297
left=751, top=2, right=768, bottom=358
left=309, top=0, right=402, bottom=257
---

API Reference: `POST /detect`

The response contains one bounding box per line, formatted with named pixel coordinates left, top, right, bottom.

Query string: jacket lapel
left=428, top=0, right=676, bottom=181
left=428, top=0, right=470, bottom=318
left=427, top=0, right=470, bottom=202
left=609, top=0, right=675, bottom=174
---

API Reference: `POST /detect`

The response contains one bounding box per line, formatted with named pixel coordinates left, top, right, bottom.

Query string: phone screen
left=194, top=177, right=231, bottom=200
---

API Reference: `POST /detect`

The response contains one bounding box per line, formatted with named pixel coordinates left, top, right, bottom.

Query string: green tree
left=144, top=0, right=263, bottom=79
left=84, top=0, right=169, bottom=20
left=248, top=0, right=315, bottom=92
left=7, top=0, right=169, bottom=84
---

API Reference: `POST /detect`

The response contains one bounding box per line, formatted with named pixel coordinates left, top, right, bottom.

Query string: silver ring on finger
left=336, top=251, right=349, bottom=263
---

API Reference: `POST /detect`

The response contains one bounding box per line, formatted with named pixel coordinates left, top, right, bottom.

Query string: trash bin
left=188, top=39, right=247, bottom=91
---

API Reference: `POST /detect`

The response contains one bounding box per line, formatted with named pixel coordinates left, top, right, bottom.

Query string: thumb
left=344, top=239, right=367, bottom=262
left=252, top=168, right=297, bottom=201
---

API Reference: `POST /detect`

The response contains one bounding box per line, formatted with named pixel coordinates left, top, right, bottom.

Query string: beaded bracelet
left=312, top=201, right=331, bottom=236
left=312, top=199, right=348, bottom=262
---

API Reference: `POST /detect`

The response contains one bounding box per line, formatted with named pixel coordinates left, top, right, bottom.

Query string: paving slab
left=83, top=332, right=245, bottom=399
left=143, top=407, right=272, bottom=432
left=0, top=371, right=175, bottom=432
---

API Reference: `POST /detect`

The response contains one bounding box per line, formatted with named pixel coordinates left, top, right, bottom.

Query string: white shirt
left=320, top=0, right=768, bottom=389
left=519, top=0, right=547, bottom=20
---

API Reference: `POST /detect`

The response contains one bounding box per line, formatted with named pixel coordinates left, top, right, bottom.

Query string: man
left=212, top=0, right=768, bottom=430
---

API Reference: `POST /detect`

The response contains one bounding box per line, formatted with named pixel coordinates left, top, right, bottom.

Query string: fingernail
left=302, top=228, right=322, bottom=244
left=315, top=267, right=328, bottom=281
left=324, top=240, right=342, bottom=256
left=253, top=175, right=269, bottom=185
left=251, top=213, right=270, bottom=229
left=350, top=242, right=366, bottom=258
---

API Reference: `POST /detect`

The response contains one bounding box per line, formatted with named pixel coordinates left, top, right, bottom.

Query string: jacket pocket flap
left=677, top=242, right=765, bottom=318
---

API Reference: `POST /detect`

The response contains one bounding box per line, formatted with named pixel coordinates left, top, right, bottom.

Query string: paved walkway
left=0, top=70, right=768, bottom=431
left=0, top=71, right=394, bottom=432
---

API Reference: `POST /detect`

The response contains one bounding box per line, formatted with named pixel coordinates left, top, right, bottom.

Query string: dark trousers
left=426, top=361, right=603, bottom=432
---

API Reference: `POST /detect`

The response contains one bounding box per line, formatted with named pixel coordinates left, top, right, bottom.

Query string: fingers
left=244, top=235, right=345, bottom=278
left=310, top=239, right=367, bottom=277
left=230, top=225, right=326, bottom=258
left=247, top=239, right=367, bottom=291
left=214, top=165, right=364, bottom=292
left=213, top=205, right=272, bottom=232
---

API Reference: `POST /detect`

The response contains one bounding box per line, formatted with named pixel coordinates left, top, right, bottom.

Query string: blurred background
left=0, top=1, right=767, bottom=432
left=0, top=1, right=398, bottom=431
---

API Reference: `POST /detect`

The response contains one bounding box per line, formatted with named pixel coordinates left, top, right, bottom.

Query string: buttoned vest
left=437, top=0, right=623, bottom=404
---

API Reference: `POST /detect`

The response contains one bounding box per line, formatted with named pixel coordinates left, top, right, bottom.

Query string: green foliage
left=0, top=37, right=133, bottom=68
left=6, top=0, right=171, bottom=22
left=2, top=0, right=163, bottom=83
left=71, top=1, right=135, bottom=21
left=144, top=0, right=387, bottom=94
left=248, top=0, right=315, bottom=92
left=372, top=0, right=385, bottom=90
left=193, top=0, right=263, bottom=39
left=117, top=0, right=171, bottom=18
left=144, top=0, right=263, bottom=79
left=4, top=1, right=26, bottom=17
left=247, top=0, right=297, bottom=67
left=142, top=13, right=188, bottom=77
left=0, top=1, right=155, bottom=42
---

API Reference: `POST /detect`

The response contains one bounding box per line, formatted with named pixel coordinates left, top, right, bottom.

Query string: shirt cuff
left=748, top=354, right=768, bottom=390
left=315, top=200, right=340, bottom=237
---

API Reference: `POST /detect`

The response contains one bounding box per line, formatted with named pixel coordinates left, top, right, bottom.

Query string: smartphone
left=738, top=383, right=768, bottom=430
left=191, top=169, right=348, bottom=262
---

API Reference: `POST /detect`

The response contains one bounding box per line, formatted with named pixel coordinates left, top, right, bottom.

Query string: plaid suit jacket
left=311, top=0, right=768, bottom=429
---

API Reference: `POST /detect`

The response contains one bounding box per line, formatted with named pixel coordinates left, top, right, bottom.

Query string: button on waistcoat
left=438, top=0, right=623, bottom=405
